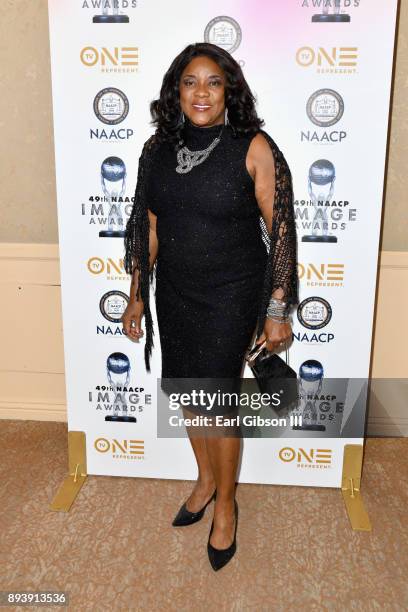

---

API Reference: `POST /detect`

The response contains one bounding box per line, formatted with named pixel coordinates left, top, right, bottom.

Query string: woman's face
left=179, top=55, right=226, bottom=128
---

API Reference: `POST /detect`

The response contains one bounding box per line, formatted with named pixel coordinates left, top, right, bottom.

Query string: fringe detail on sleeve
left=123, top=135, right=158, bottom=372
left=255, top=130, right=299, bottom=341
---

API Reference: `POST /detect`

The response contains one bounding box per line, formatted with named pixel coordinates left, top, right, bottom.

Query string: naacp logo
left=306, top=89, right=344, bottom=127
left=100, top=290, right=129, bottom=323
left=297, top=297, right=332, bottom=330
left=204, top=16, right=242, bottom=53
left=93, top=87, right=129, bottom=125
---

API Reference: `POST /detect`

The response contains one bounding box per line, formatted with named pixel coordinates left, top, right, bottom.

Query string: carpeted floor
left=1, top=420, right=407, bottom=611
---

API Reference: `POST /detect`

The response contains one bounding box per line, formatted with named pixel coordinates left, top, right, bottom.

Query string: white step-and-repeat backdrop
left=48, top=0, right=398, bottom=487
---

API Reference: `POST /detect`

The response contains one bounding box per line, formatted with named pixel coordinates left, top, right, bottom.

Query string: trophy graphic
left=99, top=157, right=127, bottom=238
left=105, top=352, right=136, bottom=423
left=302, top=159, right=337, bottom=243
left=293, top=360, right=326, bottom=432
left=312, top=1, right=350, bottom=22
left=93, top=6, right=129, bottom=23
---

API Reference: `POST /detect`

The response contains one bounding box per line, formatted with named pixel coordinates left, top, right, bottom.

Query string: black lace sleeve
left=255, top=130, right=299, bottom=340
left=123, top=134, right=158, bottom=372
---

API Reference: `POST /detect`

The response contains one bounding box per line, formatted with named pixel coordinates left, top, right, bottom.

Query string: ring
left=130, top=320, right=136, bottom=328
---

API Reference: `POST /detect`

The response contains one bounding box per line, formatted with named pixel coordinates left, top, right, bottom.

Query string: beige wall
left=1, top=1, right=58, bottom=244
left=382, top=0, right=408, bottom=251
left=0, top=1, right=407, bottom=249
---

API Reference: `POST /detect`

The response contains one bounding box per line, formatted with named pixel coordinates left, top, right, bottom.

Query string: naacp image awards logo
left=204, top=16, right=242, bottom=53
left=306, top=89, right=344, bottom=127
left=93, top=87, right=129, bottom=124
left=297, top=297, right=332, bottom=330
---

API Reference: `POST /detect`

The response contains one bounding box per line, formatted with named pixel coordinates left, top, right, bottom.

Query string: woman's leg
left=182, top=406, right=216, bottom=512
left=205, top=434, right=240, bottom=549
left=180, top=377, right=241, bottom=518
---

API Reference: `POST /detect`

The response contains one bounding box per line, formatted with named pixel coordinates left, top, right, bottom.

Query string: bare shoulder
left=249, top=131, right=271, bottom=153
left=246, top=131, right=275, bottom=179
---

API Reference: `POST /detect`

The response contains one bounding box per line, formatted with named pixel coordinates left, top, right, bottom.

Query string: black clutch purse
left=245, top=340, right=299, bottom=411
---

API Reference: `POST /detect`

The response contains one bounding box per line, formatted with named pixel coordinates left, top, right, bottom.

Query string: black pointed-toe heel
left=207, top=499, right=238, bottom=571
left=172, top=489, right=217, bottom=527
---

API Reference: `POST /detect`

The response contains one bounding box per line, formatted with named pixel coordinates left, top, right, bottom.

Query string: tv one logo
left=296, top=46, right=358, bottom=72
left=94, top=437, right=144, bottom=456
left=297, top=262, right=345, bottom=285
left=80, top=46, right=139, bottom=69
left=87, top=257, right=128, bottom=277
left=278, top=447, right=333, bottom=466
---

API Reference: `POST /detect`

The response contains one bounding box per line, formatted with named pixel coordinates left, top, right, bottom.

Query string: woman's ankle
left=196, top=475, right=216, bottom=490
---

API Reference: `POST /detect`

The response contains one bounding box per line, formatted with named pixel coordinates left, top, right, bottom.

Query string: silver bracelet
left=267, top=297, right=288, bottom=310
left=267, top=306, right=287, bottom=317
left=267, top=298, right=288, bottom=318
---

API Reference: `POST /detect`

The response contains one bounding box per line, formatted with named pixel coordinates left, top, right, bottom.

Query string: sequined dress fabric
left=146, top=120, right=268, bottom=385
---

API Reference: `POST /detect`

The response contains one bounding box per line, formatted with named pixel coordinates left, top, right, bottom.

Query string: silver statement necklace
left=175, top=124, right=225, bottom=174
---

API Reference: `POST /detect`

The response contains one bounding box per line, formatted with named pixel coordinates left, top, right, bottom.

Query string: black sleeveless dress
left=145, top=120, right=268, bottom=411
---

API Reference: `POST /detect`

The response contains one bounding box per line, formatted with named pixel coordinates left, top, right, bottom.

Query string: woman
left=122, top=42, right=298, bottom=571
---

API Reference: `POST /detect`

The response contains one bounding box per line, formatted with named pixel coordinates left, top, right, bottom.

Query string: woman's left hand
left=255, top=317, right=293, bottom=353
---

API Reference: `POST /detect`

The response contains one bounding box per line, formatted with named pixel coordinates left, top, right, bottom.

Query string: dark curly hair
left=150, top=42, right=264, bottom=149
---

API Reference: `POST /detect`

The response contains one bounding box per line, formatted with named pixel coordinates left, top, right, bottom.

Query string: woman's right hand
left=121, top=299, right=145, bottom=341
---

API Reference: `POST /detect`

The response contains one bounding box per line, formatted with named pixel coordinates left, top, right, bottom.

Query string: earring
left=178, top=111, right=185, bottom=126
left=225, top=107, right=236, bottom=135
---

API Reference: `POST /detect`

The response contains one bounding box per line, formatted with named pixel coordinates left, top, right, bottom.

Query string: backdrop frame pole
left=50, top=431, right=88, bottom=512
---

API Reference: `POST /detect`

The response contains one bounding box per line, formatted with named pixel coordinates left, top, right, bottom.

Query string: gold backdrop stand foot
left=50, top=431, right=87, bottom=512
left=341, top=443, right=372, bottom=532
